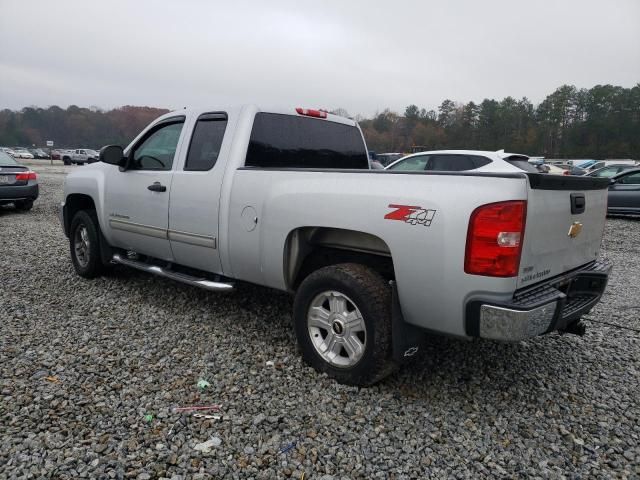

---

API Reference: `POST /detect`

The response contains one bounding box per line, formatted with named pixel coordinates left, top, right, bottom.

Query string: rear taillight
left=15, top=171, right=37, bottom=181
left=296, top=107, right=328, bottom=119
left=464, top=200, right=527, bottom=277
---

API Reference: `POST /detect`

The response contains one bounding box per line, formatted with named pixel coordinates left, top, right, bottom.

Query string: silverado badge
left=568, top=221, right=583, bottom=238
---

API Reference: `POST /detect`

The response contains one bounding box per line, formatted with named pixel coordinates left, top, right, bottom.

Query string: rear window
left=245, top=113, right=368, bottom=169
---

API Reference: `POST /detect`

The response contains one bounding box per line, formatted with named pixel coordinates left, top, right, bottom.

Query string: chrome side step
left=112, top=253, right=234, bottom=292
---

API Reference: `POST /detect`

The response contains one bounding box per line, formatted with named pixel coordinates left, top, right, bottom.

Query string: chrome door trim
left=109, top=218, right=167, bottom=239
left=109, top=219, right=217, bottom=248
left=168, top=229, right=216, bottom=249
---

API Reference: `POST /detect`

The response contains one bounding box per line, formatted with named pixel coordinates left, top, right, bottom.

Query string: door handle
left=148, top=182, right=166, bottom=192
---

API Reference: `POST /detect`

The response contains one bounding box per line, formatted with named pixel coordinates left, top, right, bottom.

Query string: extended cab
left=60, top=105, right=612, bottom=385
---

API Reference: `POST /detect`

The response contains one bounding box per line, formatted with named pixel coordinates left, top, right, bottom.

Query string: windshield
left=0, top=151, right=18, bottom=165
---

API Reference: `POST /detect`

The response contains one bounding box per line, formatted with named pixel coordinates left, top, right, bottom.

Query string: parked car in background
left=0, top=150, right=38, bottom=211
left=62, top=149, right=99, bottom=165
left=11, top=148, right=34, bottom=159
left=385, top=150, right=540, bottom=173
left=566, top=166, right=587, bottom=176
left=545, top=163, right=569, bottom=175
left=29, top=148, right=49, bottom=159
left=572, top=160, right=603, bottom=172
left=375, top=153, right=404, bottom=167
left=1, top=147, right=16, bottom=157
left=607, top=168, right=640, bottom=215
left=588, top=164, right=638, bottom=178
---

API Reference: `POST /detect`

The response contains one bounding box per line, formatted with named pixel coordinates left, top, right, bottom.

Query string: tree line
left=358, top=83, right=640, bottom=159
left=0, top=105, right=169, bottom=149
left=1, top=83, right=638, bottom=158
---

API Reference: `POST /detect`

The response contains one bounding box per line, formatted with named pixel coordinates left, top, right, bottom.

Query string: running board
left=112, top=253, right=234, bottom=292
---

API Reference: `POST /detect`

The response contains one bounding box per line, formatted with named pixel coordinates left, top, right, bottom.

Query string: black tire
left=14, top=200, right=34, bottom=211
left=69, top=210, right=104, bottom=278
left=63, top=157, right=71, bottom=165
left=293, top=263, right=397, bottom=386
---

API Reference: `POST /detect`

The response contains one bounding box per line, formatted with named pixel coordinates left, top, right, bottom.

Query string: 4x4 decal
left=385, top=204, right=437, bottom=227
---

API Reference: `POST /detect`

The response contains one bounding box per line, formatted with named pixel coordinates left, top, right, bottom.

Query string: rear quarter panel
left=227, top=170, right=529, bottom=337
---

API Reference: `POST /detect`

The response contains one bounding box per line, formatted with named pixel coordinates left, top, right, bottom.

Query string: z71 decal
left=385, top=204, right=437, bottom=227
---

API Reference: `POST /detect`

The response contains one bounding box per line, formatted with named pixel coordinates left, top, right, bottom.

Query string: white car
left=385, top=149, right=539, bottom=173
left=1, top=147, right=17, bottom=157
left=12, top=149, right=35, bottom=159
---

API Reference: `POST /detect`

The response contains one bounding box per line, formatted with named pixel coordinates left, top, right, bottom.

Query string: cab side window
left=185, top=113, right=227, bottom=171
left=130, top=120, right=184, bottom=171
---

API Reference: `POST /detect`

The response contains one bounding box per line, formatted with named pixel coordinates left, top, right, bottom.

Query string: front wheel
left=293, top=263, right=396, bottom=386
left=69, top=210, right=104, bottom=278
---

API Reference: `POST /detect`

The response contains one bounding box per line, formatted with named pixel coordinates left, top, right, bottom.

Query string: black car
left=607, top=168, right=640, bottom=215
left=587, top=164, right=638, bottom=178
left=0, top=150, right=39, bottom=211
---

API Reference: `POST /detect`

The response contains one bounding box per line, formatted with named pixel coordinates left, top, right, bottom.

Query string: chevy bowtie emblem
left=568, top=221, right=583, bottom=238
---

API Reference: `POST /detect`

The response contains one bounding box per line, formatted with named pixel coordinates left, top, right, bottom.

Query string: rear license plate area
left=0, top=175, right=12, bottom=184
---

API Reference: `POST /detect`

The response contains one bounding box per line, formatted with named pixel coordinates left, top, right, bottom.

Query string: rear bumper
left=0, top=183, right=39, bottom=202
left=465, top=260, right=612, bottom=341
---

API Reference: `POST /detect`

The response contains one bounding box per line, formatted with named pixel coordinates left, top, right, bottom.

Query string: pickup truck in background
left=60, top=105, right=612, bottom=385
left=62, top=149, right=99, bottom=165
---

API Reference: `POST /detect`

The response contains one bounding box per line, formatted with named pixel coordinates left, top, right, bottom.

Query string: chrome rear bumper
left=466, top=260, right=612, bottom=341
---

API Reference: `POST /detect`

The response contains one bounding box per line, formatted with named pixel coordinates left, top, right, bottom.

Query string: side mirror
left=100, top=145, right=126, bottom=167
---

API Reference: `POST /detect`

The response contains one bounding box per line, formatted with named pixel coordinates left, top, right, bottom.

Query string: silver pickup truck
left=60, top=105, right=611, bottom=385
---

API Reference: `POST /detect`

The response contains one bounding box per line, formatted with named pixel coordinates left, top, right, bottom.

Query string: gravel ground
left=1, top=162, right=639, bottom=479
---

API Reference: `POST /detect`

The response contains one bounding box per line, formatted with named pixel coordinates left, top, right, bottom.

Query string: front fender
left=62, top=165, right=111, bottom=243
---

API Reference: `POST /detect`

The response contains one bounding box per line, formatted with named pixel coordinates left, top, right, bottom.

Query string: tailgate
left=517, top=174, right=610, bottom=289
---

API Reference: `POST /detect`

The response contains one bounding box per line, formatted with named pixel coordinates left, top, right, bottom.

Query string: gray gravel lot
left=1, top=162, right=639, bottom=479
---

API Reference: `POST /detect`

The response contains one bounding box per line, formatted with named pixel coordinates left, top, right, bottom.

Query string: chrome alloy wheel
left=74, top=224, right=90, bottom=268
left=307, top=290, right=367, bottom=368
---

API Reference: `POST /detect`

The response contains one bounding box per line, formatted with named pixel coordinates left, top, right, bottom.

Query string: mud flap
left=99, top=228, right=115, bottom=267
left=391, top=281, right=426, bottom=363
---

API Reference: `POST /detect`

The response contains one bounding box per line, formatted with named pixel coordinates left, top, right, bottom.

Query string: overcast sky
left=1, top=0, right=638, bottom=117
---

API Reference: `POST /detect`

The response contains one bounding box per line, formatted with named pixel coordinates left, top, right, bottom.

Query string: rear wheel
left=293, top=263, right=396, bottom=386
left=69, top=210, right=104, bottom=278
left=14, top=200, right=34, bottom=211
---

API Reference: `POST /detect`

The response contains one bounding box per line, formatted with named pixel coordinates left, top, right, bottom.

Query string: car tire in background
left=69, top=210, right=105, bottom=279
left=14, top=200, right=34, bottom=211
left=293, top=263, right=397, bottom=386
left=63, top=157, right=71, bottom=165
